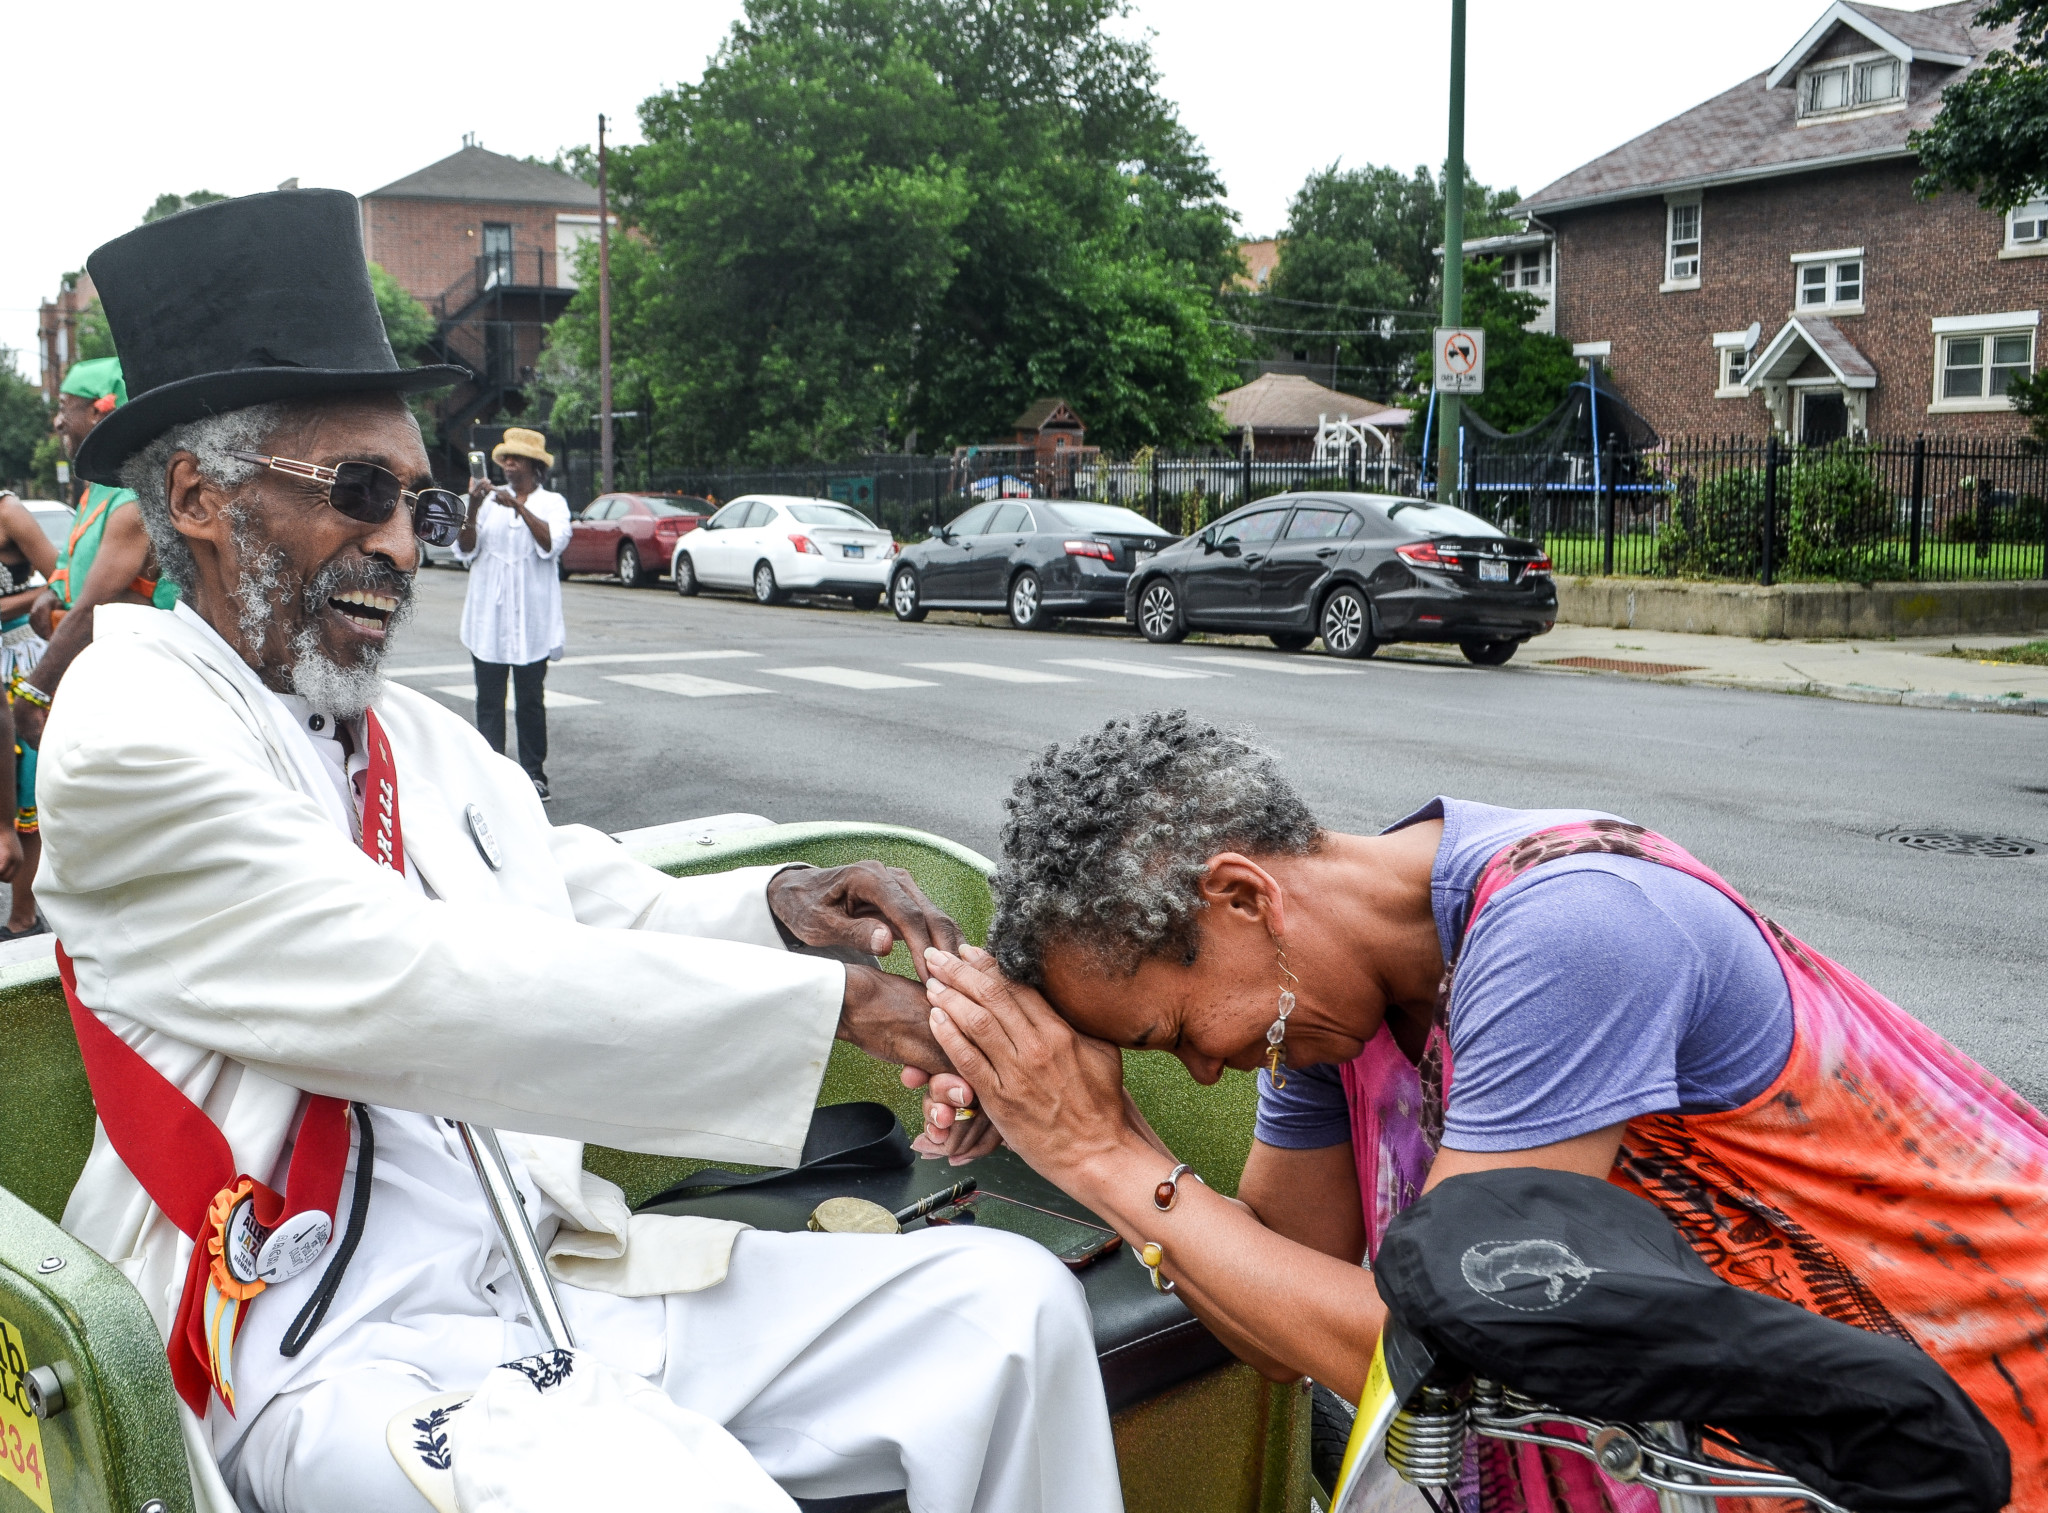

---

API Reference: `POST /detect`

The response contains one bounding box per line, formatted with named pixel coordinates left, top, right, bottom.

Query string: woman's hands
left=918, top=945, right=1144, bottom=1190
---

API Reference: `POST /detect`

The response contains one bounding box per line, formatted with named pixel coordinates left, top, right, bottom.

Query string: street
left=399, top=565, right=2048, bottom=1102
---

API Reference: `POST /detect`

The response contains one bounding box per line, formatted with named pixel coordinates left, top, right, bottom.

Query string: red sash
left=56, top=709, right=406, bottom=1414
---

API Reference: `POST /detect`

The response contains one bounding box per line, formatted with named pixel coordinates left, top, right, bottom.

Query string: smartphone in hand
left=467, top=450, right=488, bottom=483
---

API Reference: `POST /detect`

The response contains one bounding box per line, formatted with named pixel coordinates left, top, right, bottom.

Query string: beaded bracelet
left=11, top=679, right=50, bottom=710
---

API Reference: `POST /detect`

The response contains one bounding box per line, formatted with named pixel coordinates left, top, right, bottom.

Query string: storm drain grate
left=1881, top=829, right=2040, bottom=858
left=1543, top=656, right=1705, bottom=676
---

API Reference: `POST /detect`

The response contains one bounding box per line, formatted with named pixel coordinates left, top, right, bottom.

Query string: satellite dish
left=1745, top=320, right=1762, bottom=352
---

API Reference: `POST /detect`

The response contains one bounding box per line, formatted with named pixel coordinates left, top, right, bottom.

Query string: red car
left=561, top=494, right=711, bottom=586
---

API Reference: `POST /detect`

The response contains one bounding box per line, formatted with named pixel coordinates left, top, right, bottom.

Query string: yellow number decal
left=0, top=1314, right=53, bottom=1513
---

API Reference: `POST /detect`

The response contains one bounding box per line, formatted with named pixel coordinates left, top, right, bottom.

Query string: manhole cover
left=1543, top=656, right=1704, bottom=676
left=1881, top=829, right=2040, bottom=858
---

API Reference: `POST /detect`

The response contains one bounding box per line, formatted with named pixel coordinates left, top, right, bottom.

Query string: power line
left=1220, top=292, right=1426, bottom=319
left=1217, top=319, right=1432, bottom=338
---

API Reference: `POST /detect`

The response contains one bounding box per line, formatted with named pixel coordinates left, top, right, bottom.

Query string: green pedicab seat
left=0, top=821, right=1310, bottom=1513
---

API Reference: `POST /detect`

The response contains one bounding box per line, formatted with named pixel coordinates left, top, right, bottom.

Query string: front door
left=921, top=503, right=996, bottom=602
left=1182, top=508, right=1291, bottom=626
left=968, top=502, right=1033, bottom=602
left=1800, top=391, right=1848, bottom=447
left=690, top=500, right=751, bottom=584
left=1254, top=503, right=1359, bottom=628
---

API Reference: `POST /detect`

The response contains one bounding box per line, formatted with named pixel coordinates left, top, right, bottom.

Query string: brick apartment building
left=37, top=272, right=99, bottom=404
left=363, top=141, right=604, bottom=440
left=1498, top=1, right=2045, bottom=444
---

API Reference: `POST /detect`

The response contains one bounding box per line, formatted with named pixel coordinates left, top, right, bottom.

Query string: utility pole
left=1436, top=0, right=1467, bottom=506
left=597, top=113, right=614, bottom=495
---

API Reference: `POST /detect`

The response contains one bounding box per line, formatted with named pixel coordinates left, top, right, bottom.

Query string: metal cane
left=458, top=1122, right=577, bottom=1351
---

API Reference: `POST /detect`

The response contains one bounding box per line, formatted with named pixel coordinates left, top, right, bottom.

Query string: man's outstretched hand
left=837, top=963, right=953, bottom=1075
left=767, top=861, right=962, bottom=974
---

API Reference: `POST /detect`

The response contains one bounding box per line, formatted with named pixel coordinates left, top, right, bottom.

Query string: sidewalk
left=1461, top=623, right=2048, bottom=714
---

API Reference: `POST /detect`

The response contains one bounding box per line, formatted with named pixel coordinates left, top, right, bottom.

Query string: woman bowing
left=913, top=710, right=2048, bottom=1512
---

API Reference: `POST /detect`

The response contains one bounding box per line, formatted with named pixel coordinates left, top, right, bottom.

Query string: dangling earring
left=1266, top=941, right=1298, bottom=1089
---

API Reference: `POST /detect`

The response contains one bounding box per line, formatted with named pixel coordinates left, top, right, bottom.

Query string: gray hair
left=118, top=404, right=286, bottom=594
left=988, top=710, right=1322, bottom=985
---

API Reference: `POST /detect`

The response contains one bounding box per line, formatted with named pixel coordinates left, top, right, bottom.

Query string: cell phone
left=924, top=1192, right=1122, bottom=1269
left=467, top=450, right=488, bottom=482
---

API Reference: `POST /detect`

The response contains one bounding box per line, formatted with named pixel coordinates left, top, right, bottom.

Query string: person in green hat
left=4, top=356, right=178, bottom=936
left=18, top=355, right=178, bottom=729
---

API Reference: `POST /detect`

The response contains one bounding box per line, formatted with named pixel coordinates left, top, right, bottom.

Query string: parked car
left=1123, top=492, right=1555, bottom=663
left=21, top=501, right=72, bottom=556
left=562, top=493, right=710, bottom=586
left=672, top=495, right=897, bottom=608
left=890, top=500, right=1179, bottom=630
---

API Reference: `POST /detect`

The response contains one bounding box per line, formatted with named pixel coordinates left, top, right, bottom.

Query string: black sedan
left=890, top=500, right=1179, bottom=629
left=1123, top=492, right=1555, bottom=663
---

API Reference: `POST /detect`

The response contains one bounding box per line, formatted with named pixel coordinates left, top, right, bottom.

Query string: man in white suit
left=40, top=191, right=1118, bottom=1513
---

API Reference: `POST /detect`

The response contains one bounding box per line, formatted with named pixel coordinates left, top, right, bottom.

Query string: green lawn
left=1532, top=531, right=2046, bottom=583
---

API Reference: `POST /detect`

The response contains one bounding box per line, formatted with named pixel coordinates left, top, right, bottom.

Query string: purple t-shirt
left=1253, top=799, right=1794, bottom=1153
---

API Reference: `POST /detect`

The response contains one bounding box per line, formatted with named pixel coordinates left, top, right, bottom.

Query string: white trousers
left=222, top=1225, right=1122, bottom=1513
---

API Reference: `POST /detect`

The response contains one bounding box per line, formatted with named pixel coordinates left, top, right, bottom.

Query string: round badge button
left=257, top=1210, right=334, bottom=1284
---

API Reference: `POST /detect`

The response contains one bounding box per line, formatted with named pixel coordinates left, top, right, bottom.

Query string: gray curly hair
left=988, top=710, right=1322, bottom=986
left=117, top=404, right=287, bottom=594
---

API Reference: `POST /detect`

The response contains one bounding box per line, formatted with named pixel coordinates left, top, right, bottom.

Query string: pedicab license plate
left=1479, top=560, right=1510, bottom=582
left=844, top=545, right=865, bottom=557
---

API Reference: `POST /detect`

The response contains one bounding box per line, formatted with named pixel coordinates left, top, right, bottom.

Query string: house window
left=1805, top=65, right=1852, bottom=113
left=481, top=223, right=513, bottom=288
left=1854, top=57, right=1901, bottom=104
left=1801, top=52, right=1903, bottom=116
left=1506, top=248, right=1550, bottom=288
left=2007, top=201, right=2048, bottom=251
left=1720, top=346, right=1750, bottom=390
left=1940, top=331, right=2034, bottom=400
left=1667, top=203, right=1701, bottom=283
left=1796, top=256, right=1862, bottom=310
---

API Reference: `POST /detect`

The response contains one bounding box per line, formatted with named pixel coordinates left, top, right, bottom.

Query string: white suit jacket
left=38, top=604, right=845, bottom=1343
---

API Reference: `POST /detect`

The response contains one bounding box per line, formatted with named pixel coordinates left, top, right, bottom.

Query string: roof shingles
left=1519, top=1, right=2010, bottom=214
left=366, top=145, right=599, bottom=209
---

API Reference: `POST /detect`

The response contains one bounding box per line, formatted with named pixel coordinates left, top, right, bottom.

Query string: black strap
left=280, top=1103, right=374, bottom=1358
left=638, top=1101, right=911, bottom=1210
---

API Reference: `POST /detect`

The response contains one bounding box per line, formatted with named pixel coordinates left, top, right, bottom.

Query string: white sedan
left=671, top=495, right=897, bottom=608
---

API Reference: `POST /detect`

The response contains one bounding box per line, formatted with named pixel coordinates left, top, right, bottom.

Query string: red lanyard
left=54, top=708, right=405, bottom=1414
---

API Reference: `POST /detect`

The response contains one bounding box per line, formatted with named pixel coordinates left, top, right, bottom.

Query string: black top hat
left=74, top=189, right=468, bottom=483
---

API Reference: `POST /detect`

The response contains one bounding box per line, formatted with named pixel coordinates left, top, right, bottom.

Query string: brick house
left=36, top=272, right=99, bottom=404
left=1501, top=1, right=2045, bottom=444
left=362, top=142, right=604, bottom=441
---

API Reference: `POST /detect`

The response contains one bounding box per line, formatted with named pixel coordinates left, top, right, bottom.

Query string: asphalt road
left=397, top=564, right=2048, bottom=1100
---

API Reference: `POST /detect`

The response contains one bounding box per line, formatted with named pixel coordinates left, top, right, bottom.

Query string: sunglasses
left=231, top=452, right=466, bottom=548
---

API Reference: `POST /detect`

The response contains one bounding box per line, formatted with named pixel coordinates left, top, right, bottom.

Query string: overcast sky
left=5, top=0, right=1951, bottom=380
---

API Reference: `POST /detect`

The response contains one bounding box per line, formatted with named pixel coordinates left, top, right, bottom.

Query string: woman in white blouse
left=458, top=428, right=572, bottom=800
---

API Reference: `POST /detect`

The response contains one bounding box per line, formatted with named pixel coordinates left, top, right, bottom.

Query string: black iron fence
left=1461, top=436, right=2048, bottom=584
left=549, top=432, right=2045, bottom=585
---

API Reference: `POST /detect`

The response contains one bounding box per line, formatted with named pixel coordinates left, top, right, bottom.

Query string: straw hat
left=491, top=427, right=554, bottom=470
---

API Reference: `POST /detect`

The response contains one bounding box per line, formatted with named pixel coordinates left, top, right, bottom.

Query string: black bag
left=1373, top=1169, right=2010, bottom=1513
left=638, top=1101, right=912, bottom=1208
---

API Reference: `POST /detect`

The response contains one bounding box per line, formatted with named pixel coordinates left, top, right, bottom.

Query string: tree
left=142, top=190, right=229, bottom=223
left=367, top=263, right=442, bottom=447
left=545, top=0, right=1240, bottom=463
left=369, top=263, right=437, bottom=362
left=1913, top=1, right=2048, bottom=208
left=0, top=356, right=50, bottom=495
left=1248, top=162, right=1521, bottom=398
left=1456, top=259, right=1580, bottom=434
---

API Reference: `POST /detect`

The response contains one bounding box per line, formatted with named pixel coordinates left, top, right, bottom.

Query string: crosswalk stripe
left=433, top=686, right=602, bottom=707
left=390, top=650, right=758, bottom=678
left=768, top=666, right=938, bottom=691
left=1177, top=655, right=1364, bottom=677
left=1045, top=658, right=1218, bottom=680
left=906, top=662, right=1080, bottom=684
left=606, top=672, right=773, bottom=698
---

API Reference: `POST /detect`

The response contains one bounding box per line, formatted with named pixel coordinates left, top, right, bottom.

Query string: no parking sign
left=1433, top=327, right=1486, bottom=394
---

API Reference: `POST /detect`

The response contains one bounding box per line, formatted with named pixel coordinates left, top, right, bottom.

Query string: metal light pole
left=1436, top=0, right=1467, bottom=506
left=598, top=113, right=615, bottom=496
